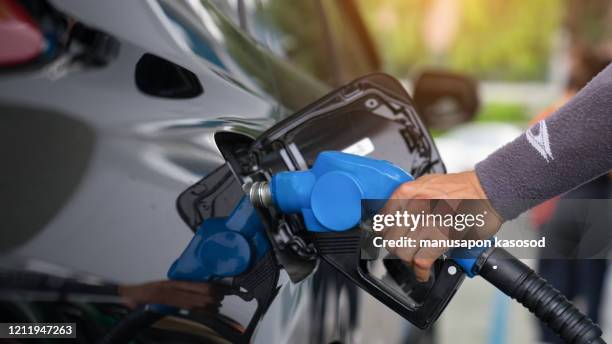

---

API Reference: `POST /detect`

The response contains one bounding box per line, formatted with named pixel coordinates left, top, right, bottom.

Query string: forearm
left=475, top=63, right=612, bottom=220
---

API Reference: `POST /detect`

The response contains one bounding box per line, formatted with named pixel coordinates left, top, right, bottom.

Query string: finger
left=442, top=199, right=462, bottom=211
left=413, top=247, right=443, bottom=282
left=380, top=197, right=406, bottom=220
left=167, top=281, right=218, bottom=295
left=165, top=287, right=223, bottom=307
left=382, top=228, right=418, bottom=263
left=159, top=293, right=220, bottom=310
left=379, top=199, right=409, bottom=235
left=156, top=293, right=195, bottom=309
left=192, top=296, right=220, bottom=308
left=411, top=226, right=450, bottom=282
left=381, top=199, right=433, bottom=263
left=389, top=182, right=419, bottom=200
left=413, top=224, right=448, bottom=282
left=389, top=175, right=444, bottom=201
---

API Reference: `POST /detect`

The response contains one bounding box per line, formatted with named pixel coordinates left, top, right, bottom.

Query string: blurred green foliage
left=358, top=0, right=563, bottom=81
left=475, top=102, right=528, bottom=123
left=429, top=102, right=527, bottom=137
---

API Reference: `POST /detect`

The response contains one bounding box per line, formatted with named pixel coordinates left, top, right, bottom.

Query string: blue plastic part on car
left=270, top=151, right=414, bottom=232
left=167, top=197, right=270, bottom=281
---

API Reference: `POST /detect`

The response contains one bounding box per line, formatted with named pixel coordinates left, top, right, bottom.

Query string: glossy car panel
left=0, top=1, right=415, bottom=343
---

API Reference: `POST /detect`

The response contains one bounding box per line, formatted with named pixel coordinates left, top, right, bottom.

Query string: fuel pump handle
left=250, top=151, right=606, bottom=343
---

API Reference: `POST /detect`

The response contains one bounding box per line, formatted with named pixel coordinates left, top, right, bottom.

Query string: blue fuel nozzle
left=252, top=151, right=413, bottom=232
left=249, top=151, right=484, bottom=278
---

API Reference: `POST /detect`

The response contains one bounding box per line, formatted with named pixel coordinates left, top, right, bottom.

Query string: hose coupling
left=247, top=181, right=273, bottom=208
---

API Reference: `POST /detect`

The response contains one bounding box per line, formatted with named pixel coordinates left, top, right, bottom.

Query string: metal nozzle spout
left=246, top=181, right=273, bottom=208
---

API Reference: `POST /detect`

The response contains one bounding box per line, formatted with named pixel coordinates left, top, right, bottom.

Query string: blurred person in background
left=531, top=3, right=612, bottom=342
left=532, top=47, right=611, bottom=344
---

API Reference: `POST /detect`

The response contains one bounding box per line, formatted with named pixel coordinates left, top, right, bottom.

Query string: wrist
left=468, top=170, right=503, bottom=223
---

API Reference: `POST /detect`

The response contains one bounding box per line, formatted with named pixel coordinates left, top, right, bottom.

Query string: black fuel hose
left=98, top=307, right=163, bottom=344
left=476, top=247, right=606, bottom=344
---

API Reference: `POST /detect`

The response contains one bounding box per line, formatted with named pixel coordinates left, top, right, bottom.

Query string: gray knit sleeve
left=475, top=63, right=612, bottom=220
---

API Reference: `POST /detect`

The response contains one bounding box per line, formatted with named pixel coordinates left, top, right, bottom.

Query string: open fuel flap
left=176, top=73, right=465, bottom=333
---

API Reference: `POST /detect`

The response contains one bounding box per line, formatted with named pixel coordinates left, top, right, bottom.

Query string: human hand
left=381, top=171, right=503, bottom=282
left=118, top=280, right=223, bottom=310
